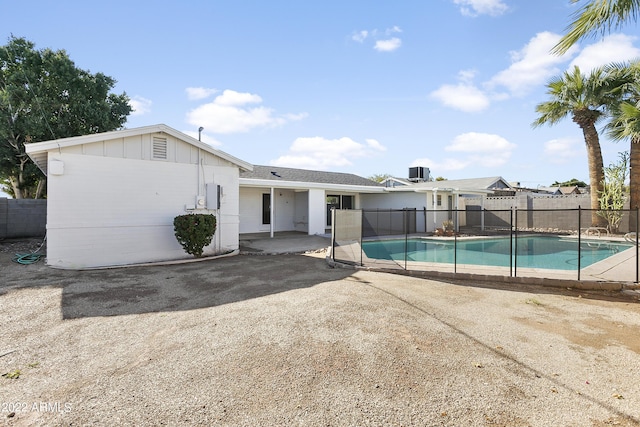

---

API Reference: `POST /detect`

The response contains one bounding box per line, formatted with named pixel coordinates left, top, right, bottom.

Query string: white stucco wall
left=360, top=191, right=459, bottom=232
left=360, top=192, right=429, bottom=210
left=45, top=144, right=240, bottom=268
left=308, top=189, right=326, bottom=235
left=239, top=187, right=270, bottom=234
left=294, top=192, right=309, bottom=232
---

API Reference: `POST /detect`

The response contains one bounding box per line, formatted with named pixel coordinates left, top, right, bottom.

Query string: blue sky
left=4, top=0, right=640, bottom=197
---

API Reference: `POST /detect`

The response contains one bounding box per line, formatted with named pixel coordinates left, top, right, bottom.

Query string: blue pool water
left=361, top=236, right=633, bottom=270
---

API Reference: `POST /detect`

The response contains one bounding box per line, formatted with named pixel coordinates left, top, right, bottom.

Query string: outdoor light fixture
left=198, top=126, right=204, bottom=141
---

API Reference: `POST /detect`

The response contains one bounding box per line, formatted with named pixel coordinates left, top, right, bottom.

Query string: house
left=239, top=165, right=384, bottom=236
left=25, top=124, right=252, bottom=269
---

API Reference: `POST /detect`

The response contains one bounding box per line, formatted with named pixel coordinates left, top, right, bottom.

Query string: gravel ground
left=1, top=238, right=640, bottom=426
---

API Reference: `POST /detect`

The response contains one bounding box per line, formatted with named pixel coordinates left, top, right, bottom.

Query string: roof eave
left=239, top=178, right=386, bottom=193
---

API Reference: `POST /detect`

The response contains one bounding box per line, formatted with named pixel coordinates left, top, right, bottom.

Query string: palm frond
left=553, top=0, right=640, bottom=55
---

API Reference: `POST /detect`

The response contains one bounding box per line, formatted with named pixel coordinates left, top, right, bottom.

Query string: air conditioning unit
left=409, top=166, right=430, bottom=181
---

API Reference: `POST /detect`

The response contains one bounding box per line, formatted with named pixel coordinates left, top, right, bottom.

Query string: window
left=437, top=195, right=442, bottom=206
left=262, top=193, right=271, bottom=225
left=152, top=137, right=168, bottom=160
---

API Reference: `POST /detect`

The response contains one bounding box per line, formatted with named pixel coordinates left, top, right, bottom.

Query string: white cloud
left=186, top=89, right=306, bottom=134
left=352, top=30, right=368, bottom=43
left=385, top=26, right=402, bottom=35
left=569, top=34, right=640, bottom=73
left=270, top=136, right=387, bottom=170
left=129, top=96, right=152, bottom=116
left=489, top=31, right=576, bottom=97
left=186, top=87, right=218, bottom=100
left=543, top=137, right=583, bottom=164
left=443, top=132, right=516, bottom=168
left=352, top=26, right=402, bottom=52
left=430, top=83, right=490, bottom=112
left=453, top=0, right=509, bottom=17
left=374, top=38, right=402, bottom=52
left=213, top=89, right=263, bottom=106
left=181, top=130, right=223, bottom=147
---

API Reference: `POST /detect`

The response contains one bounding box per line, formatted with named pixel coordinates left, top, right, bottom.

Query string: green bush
left=173, top=214, right=217, bottom=257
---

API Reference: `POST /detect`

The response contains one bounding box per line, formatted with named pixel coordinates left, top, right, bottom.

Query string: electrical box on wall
left=196, top=196, right=206, bottom=209
left=49, top=160, right=64, bottom=176
left=206, top=183, right=221, bottom=209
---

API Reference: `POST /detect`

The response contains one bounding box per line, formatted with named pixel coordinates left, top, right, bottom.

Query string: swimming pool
left=361, top=236, right=633, bottom=270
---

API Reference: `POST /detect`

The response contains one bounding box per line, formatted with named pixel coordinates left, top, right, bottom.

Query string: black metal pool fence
left=330, top=207, right=640, bottom=283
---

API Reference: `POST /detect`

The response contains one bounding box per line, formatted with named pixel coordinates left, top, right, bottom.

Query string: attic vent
left=152, top=137, right=168, bottom=160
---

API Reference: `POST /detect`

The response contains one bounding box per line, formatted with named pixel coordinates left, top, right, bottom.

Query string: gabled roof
left=241, top=165, right=382, bottom=187
left=537, top=186, right=562, bottom=195
left=24, top=124, right=253, bottom=174
left=380, top=177, right=412, bottom=187
left=400, top=176, right=513, bottom=192
left=559, top=186, right=581, bottom=195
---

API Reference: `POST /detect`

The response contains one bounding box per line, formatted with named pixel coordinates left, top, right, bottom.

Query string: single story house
left=25, top=125, right=521, bottom=268
left=239, top=165, right=385, bottom=236
left=25, top=124, right=252, bottom=269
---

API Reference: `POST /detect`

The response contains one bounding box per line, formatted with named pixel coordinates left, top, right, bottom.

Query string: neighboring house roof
left=240, top=165, right=384, bottom=193
left=399, top=176, right=513, bottom=193
left=537, top=186, right=562, bottom=195
left=559, top=186, right=581, bottom=195
left=25, top=124, right=253, bottom=174
left=380, top=177, right=412, bottom=187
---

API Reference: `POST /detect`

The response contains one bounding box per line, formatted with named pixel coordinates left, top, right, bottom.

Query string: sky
left=3, top=0, right=640, bottom=198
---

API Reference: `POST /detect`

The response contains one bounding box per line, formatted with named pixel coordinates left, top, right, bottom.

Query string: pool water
left=361, top=236, right=633, bottom=270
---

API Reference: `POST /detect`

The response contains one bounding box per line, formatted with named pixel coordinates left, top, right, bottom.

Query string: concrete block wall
left=0, top=198, right=47, bottom=239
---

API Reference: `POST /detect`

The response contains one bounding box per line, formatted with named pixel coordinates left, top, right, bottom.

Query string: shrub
left=173, top=214, right=217, bottom=257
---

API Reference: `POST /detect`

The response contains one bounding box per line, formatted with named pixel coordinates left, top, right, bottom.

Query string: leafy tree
left=551, top=178, right=588, bottom=187
left=554, top=0, right=640, bottom=55
left=532, top=66, right=615, bottom=226
left=0, top=36, right=132, bottom=198
left=435, top=176, right=447, bottom=181
left=368, top=173, right=391, bottom=183
left=597, top=151, right=629, bottom=233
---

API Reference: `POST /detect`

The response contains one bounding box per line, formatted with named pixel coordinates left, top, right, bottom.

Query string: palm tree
left=603, top=61, right=640, bottom=230
left=554, top=0, right=640, bottom=55
left=533, top=66, right=612, bottom=227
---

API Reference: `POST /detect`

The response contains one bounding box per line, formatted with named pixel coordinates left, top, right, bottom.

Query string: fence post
left=514, top=207, right=518, bottom=278
left=509, top=208, right=513, bottom=277
left=454, top=219, right=457, bottom=274
left=404, top=209, right=408, bottom=271
left=577, top=206, right=581, bottom=282
left=360, top=209, right=364, bottom=267
left=331, top=208, right=336, bottom=262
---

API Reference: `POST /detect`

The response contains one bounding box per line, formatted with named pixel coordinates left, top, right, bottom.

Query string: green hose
left=12, top=253, right=43, bottom=264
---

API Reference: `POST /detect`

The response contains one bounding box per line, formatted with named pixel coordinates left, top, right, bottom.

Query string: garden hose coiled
left=12, top=253, right=43, bottom=264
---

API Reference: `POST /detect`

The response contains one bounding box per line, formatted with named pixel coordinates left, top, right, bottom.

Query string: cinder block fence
left=0, top=198, right=47, bottom=239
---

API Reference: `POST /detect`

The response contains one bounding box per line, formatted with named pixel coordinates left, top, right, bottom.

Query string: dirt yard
left=1, top=239, right=640, bottom=426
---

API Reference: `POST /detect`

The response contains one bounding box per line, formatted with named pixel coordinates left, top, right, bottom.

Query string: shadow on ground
left=2, top=253, right=353, bottom=319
